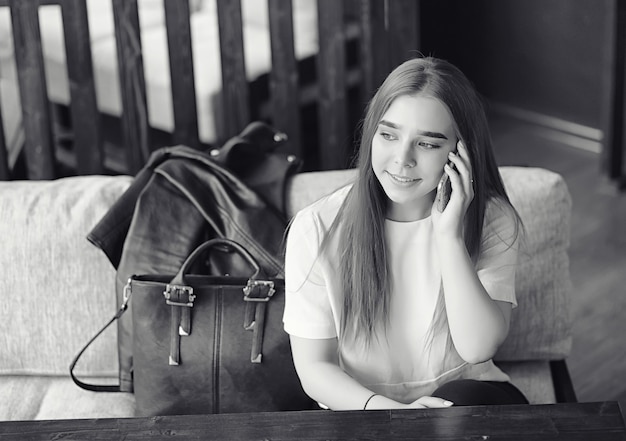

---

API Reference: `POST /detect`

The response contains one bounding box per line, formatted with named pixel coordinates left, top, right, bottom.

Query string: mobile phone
left=436, top=170, right=452, bottom=212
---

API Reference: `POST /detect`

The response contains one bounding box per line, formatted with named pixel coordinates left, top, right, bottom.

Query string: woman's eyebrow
left=378, top=120, right=449, bottom=140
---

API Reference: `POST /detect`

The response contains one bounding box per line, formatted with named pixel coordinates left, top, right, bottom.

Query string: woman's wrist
left=434, top=231, right=465, bottom=251
left=363, top=393, right=379, bottom=410
left=363, top=393, right=410, bottom=410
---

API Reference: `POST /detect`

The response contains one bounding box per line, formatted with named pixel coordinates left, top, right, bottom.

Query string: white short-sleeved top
left=283, top=185, right=519, bottom=403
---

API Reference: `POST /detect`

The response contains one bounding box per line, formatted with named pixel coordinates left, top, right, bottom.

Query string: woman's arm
left=435, top=236, right=511, bottom=363
left=290, top=335, right=402, bottom=410
left=290, top=336, right=453, bottom=410
left=431, top=141, right=514, bottom=363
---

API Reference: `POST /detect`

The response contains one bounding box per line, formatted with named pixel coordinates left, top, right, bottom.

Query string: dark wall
left=420, top=0, right=612, bottom=130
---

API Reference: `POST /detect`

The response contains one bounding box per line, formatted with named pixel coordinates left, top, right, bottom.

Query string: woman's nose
left=394, top=141, right=416, bottom=168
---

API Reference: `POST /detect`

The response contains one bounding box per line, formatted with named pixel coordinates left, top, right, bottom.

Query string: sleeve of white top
left=475, top=200, right=520, bottom=308
left=283, top=209, right=338, bottom=339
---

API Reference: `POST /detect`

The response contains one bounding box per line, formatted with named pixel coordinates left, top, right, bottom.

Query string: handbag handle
left=167, top=238, right=273, bottom=365
left=170, top=238, right=263, bottom=286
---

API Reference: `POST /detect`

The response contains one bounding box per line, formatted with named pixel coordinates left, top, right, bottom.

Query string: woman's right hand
left=406, top=396, right=454, bottom=409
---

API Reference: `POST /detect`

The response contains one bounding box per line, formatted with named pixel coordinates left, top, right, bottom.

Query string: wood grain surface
left=0, top=402, right=623, bottom=441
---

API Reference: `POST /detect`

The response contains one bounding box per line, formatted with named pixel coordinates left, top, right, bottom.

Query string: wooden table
left=0, top=402, right=624, bottom=440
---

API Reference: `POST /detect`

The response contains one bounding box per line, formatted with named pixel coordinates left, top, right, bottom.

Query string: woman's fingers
left=414, top=396, right=454, bottom=408
left=443, top=161, right=463, bottom=200
left=447, top=142, right=469, bottom=181
left=446, top=140, right=474, bottom=199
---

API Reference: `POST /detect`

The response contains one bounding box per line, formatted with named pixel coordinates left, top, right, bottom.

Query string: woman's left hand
left=431, top=140, right=474, bottom=238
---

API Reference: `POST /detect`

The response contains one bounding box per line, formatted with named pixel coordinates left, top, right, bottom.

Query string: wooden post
left=216, top=0, right=249, bottom=142
left=359, top=0, right=390, bottom=101
left=386, top=0, right=420, bottom=69
left=9, top=0, right=56, bottom=179
left=164, top=0, right=199, bottom=149
left=361, top=0, right=421, bottom=98
left=61, top=0, right=104, bottom=174
left=112, top=0, right=150, bottom=175
left=268, top=0, right=301, bottom=157
left=317, top=0, right=348, bottom=170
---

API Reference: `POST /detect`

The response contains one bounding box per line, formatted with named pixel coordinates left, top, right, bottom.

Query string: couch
left=0, top=166, right=574, bottom=421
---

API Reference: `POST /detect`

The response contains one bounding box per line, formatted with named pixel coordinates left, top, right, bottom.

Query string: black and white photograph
left=0, top=0, right=624, bottom=439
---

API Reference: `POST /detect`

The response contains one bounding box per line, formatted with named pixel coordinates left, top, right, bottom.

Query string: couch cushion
left=285, top=166, right=572, bottom=361
left=0, top=376, right=49, bottom=421
left=35, top=376, right=136, bottom=420
left=0, top=376, right=135, bottom=421
left=0, top=175, right=132, bottom=377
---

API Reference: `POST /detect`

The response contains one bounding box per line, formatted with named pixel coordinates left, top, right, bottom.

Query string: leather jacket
left=88, top=122, right=301, bottom=269
left=87, top=122, right=302, bottom=391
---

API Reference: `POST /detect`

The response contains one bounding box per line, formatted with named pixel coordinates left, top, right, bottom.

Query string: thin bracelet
left=363, top=393, right=379, bottom=410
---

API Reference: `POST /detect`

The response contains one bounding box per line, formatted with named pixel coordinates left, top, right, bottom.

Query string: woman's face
left=371, top=94, right=457, bottom=221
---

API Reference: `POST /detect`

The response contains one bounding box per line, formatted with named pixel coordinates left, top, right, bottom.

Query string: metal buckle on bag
left=243, top=280, right=275, bottom=302
left=113, top=277, right=135, bottom=319
left=163, top=285, right=196, bottom=307
left=122, top=278, right=133, bottom=310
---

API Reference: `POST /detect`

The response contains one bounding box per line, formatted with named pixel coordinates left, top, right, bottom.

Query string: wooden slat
left=317, top=0, right=348, bottom=170
left=216, top=0, right=249, bottom=141
left=600, top=0, right=626, bottom=183
left=112, top=0, right=149, bottom=175
left=0, top=77, right=8, bottom=179
left=386, top=0, right=420, bottom=69
left=164, top=0, right=199, bottom=149
left=359, top=0, right=390, bottom=101
left=61, top=0, right=104, bottom=174
left=9, top=0, right=56, bottom=179
left=267, top=0, right=301, bottom=156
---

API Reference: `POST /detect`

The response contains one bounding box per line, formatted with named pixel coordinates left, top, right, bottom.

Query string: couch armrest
left=497, top=166, right=572, bottom=361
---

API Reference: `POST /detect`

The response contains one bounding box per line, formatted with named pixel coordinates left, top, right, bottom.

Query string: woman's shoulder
left=481, top=197, right=521, bottom=247
left=484, top=196, right=520, bottom=224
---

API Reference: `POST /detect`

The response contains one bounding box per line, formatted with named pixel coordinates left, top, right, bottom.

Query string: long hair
left=323, top=57, right=520, bottom=348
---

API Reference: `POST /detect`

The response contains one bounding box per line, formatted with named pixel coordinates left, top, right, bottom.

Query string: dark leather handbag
left=70, top=238, right=314, bottom=416
left=87, top=130, right=301, bottom=394
left=128, top=238, right=313, bottom=416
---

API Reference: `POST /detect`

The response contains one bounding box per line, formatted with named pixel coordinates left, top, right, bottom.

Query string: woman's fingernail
left=444, top=400, right=454, bottom=406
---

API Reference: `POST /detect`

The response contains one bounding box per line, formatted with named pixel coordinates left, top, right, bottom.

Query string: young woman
left=283, top=57, right=528, bottom=410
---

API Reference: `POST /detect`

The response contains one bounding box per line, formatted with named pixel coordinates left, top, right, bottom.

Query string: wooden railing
left=0, top=0, right=420, bottom=180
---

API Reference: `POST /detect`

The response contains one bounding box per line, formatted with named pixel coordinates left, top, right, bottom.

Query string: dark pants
left=432, top=380, right=529, bottom=406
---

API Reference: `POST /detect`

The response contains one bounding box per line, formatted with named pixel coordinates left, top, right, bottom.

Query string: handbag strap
left=69, top=280, right=133, bottom=392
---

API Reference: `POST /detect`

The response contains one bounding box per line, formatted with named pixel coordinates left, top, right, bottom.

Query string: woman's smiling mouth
left=385, top=171, right=421, bottom=184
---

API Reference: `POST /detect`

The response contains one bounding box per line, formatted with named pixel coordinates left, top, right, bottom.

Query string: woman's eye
left=380, top=132, right=396, bottom=141
left=418, top=141, right=440, bottom=149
